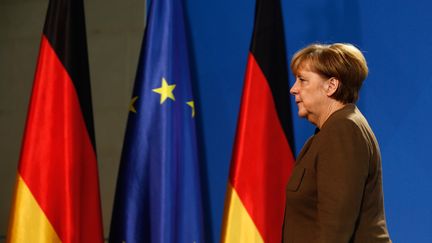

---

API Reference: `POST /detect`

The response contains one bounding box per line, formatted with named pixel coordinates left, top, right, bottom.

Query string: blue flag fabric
left=109, top=0, right=205, bottom=242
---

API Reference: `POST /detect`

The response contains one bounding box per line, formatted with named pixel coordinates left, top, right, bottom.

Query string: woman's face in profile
left=290, top=67, right=329, bottom=123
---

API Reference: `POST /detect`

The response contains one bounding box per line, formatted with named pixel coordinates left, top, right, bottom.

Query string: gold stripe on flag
left=7, top=175, right=61, bottom=243
left=221, top=185, right=264, bottom=243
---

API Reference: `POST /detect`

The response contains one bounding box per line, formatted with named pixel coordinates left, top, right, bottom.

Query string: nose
left=290, top=80, right=299, bottom=95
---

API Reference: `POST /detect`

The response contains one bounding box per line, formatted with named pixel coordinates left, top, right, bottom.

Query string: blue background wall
left=184, top=0, right=432, bottom=242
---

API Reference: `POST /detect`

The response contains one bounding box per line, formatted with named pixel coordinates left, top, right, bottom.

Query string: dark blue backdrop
left=184, top=0, right=432, bottom=242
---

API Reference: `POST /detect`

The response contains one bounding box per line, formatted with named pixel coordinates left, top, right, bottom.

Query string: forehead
left=293, top=60, right=315, bottom=75
left=295, top=67, right=328, bottom=84
left=295, top=63, right=315, bottom=76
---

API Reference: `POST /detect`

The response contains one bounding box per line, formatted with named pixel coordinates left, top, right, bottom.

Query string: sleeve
left=316, top=119, right=370, bottom=243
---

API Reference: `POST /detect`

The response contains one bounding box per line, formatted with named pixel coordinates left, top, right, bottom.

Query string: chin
left=297, top=110, right=308, bottom=118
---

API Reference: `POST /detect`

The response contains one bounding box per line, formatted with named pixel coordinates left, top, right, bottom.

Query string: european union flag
left=109, top=0, right=205, bottom=242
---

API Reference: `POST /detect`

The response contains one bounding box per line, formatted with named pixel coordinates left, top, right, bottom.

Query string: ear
left=326, top=77, right=339, bottom=96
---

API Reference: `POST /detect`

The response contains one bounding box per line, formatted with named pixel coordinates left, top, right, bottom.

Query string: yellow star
left=129, top=96, right=138, bottom=113
left=186, top=101, right=195, bottom=117
left=152, top=77, right=176, bottom=104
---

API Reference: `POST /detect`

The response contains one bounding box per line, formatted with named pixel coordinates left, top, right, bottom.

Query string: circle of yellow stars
left=129, top=77, right=195, bottom=118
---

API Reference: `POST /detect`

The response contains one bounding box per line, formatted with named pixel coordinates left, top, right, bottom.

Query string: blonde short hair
left=291, top=43, right=368, bottom=103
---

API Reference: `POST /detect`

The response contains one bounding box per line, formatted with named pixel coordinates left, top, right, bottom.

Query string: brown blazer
left=282, top=104, right=391, bottom=243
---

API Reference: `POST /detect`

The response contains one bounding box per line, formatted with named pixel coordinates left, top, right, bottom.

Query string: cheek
left=299, top=90, right=320, bottom=107
left=298, top=90, right=311, bottom=103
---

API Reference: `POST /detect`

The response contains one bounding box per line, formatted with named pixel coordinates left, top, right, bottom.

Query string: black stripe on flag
left=250, top=0, right=296, bottom=153
left=42, top=0, right=96, bottom=149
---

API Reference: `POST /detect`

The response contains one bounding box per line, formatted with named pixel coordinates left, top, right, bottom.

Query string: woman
left=282, top=43, right=391, bottom=243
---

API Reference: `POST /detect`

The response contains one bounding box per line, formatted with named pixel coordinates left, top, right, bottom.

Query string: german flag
left=220, top=0, right=295, bottom=242
left=7, top=0, right=104, bottom=242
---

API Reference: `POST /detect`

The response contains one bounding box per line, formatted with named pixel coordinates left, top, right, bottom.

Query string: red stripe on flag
left=17, top=36, right=103, bottom=242
left=229, top=53, right=295, bottom=243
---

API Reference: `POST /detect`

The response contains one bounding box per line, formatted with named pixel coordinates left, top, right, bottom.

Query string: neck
left=316, top=101, right=346, bottom=129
